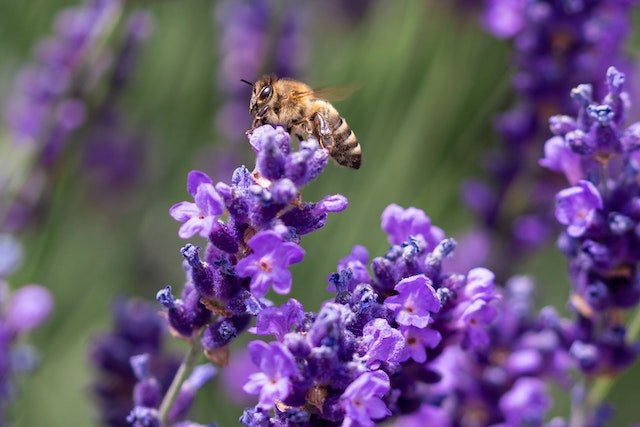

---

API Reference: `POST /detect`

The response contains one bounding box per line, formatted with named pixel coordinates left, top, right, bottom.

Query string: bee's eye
left=259, top=86, right=272, bottom=100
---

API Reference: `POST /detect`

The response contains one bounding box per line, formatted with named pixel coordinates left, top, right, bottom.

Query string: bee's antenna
left=240, top=79, right=254, bottom=87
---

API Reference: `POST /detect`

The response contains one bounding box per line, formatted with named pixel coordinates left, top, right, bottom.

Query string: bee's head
left=247, top=74, right=277, bottom=117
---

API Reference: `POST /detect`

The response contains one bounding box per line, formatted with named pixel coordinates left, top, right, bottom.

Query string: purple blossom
left=340, top=370, right=391, bottom=427
left=381, top=204, right=444, bottom=248
left=4, top=284, right=53, bottom=333
left=384, top=275, right=440, bottom=328
left=539, top=136, right=583, bottom=185
left=243, top=341, right=297, bottom=409
left=360, top=318, right=404, bottom=368
left=499, top=378, right=551, bottom=426
left=327, top=245, right=370, bottom=292
left=231, top=203, right=504, bottom=424
left=236, top=231, right=304, bottom=297
left=170, top=171, right=225, bottom=239
left=482, top=0, right=527, bottom=38
left=555, top=180, right=603, bottom=237
left=251, top=298, right=304, bottom=340
left=458, top=298, right=498, bottom=349
left=399, top=326, right=441, bottom=363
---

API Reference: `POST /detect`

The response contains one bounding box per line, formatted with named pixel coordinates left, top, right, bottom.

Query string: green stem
left=587, top=307, right=640, bottom=405
left=158, top=335, right=202, bottom=427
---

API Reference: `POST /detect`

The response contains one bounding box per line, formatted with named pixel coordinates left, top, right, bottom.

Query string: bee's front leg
left=289, top=120, right=313, bottom=141
left=312, top=113, right=335, bottom=150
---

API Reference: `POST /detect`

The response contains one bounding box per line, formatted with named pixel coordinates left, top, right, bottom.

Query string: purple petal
left=277, top=242, right=305, bottom=264
left=247, top=231, right=283, bottom=255
left=169, top=201, right=199, bottom=222
left=195, top=183, right=224, bottom=216
left=269, top=268, right=292, bottom=295
left=178, top=217, right=205, bottom=239
left=187, top=170, right=213, bottom=196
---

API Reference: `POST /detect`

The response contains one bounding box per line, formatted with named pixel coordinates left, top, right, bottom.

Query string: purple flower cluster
left=466, top=0, right=633, bottom=275
left=541, top=67, right=640, bottom=375
left=4, top=0, right=121, bottom=148
left=0, top=276, right=52, bottom=423
left=81, top=11, right=154, bottom=200
left=126, top=354, right=216, bottom=427
left=90, top=299, right=181, bottom=427
left=2, top=1, right=154, bottom=232
left=161, top=125, right=345, bottom=364
left=397, top=276, right=574, bottom=426
left=238, top=204, right=501, bottom=426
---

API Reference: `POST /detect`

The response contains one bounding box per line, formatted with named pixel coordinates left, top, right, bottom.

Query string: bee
left=243, top=74, right=361, bottom=169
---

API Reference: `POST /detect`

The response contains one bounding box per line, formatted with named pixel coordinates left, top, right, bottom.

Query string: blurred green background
left=1, top=0, right=639, bottom=425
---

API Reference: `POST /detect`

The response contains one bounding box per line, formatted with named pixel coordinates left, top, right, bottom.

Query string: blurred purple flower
left=499, top=378, right=551, bottom=426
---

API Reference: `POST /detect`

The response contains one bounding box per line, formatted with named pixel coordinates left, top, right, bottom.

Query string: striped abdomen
left=328, top=109, right=361, bottom=169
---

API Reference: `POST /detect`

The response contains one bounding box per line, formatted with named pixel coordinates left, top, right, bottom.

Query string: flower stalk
left=158, top=333, right=203, bottom=427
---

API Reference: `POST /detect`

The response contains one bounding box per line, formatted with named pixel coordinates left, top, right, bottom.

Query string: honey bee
left=243, top=74, right=361, bottom=169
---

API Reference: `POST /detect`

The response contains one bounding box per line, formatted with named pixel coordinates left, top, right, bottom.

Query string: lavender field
left=1, top=1, right=640, bottom=426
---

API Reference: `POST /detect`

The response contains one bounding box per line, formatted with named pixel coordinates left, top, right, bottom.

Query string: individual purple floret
left=467, top=0, right=633, bottom=277
left=555, top=180, right=603, bottom=237
left=381, top=204, right=444, bottom=248
left=236, top=231, right=305, bottom=297
left=243, top=341, right=298, bottom=409
left=251, top=298, right=304, bottom=340
left=170, top=171, right=225, bottom=239
left=340, top=370, right=391, bottom=427
left=542, top=67, right=640, bottom=375
left=384, top=275, right=440, bottom=328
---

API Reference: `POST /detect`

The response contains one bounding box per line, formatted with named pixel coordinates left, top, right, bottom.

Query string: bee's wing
left=291, top=85, right=359, bottom=102
left=312, top=85, right=359, bottom=102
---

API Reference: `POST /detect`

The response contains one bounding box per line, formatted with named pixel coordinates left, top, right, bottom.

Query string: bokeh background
left=1, top=0, right=640, bottom=425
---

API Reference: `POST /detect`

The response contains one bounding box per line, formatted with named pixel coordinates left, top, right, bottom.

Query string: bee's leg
left=246, top=116, right=264, bottom=135
left=289, top=120, right=310, bottom=141
left=312, top=113, right=335, bottom=149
